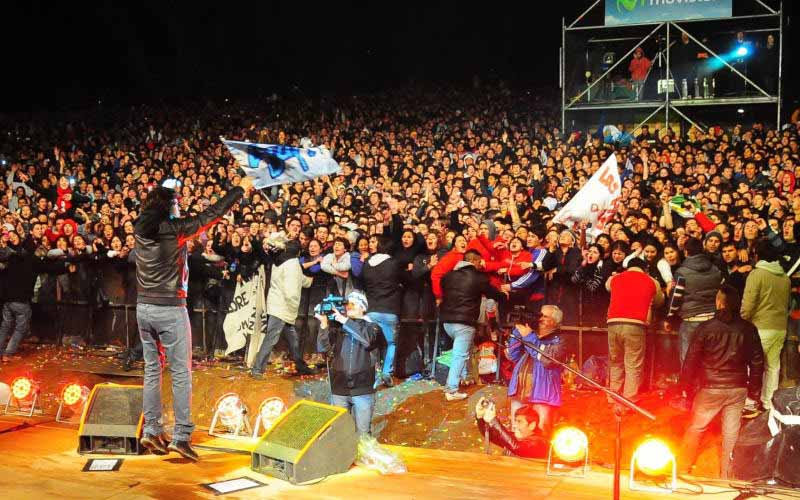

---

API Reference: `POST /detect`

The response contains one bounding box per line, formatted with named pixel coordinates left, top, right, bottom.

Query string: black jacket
left=680, top=313, right=764, bottom=400
left=0, top=246, right=69, bottom=302
left=134, top=187, right=244, bottom=306
left=318, top=318, right=385, bottom=397
left=674, top=254, right=723, bottom=319
left=476, top=417, right=548, bottom=458
left=361, top=254, right=404, bottom=315
left=440, top=261, right=505, bottom=325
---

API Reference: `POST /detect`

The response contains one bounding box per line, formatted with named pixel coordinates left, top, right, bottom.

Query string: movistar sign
left=605, top=0, right=732, bottom=26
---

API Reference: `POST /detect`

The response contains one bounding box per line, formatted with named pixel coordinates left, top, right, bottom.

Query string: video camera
left=505, top=306, right=542, bottom=327
left=313, top=294, right=346, bottom=321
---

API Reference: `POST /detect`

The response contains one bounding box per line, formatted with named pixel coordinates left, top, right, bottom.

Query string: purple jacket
left=507, top=328, right=566, bottom=407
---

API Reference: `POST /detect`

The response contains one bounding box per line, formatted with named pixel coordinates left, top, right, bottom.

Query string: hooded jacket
left=361, top=253, right=403, bottom=315
left=439, top=261, right=505, bottom=325
left=741, top=260, right=791, bottom=331
left=674, top=254, right=723, bottom=319
left=266, top=242, right=313, bottom=324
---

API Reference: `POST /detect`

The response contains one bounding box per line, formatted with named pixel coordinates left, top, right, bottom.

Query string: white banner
left=224, top=267, right=266, bottom=359
left=222, top=139, right=341, bottom=189
left=552, top=154, right=621, bottom=231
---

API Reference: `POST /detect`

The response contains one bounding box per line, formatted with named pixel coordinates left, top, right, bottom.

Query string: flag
left=668, top=195, right=701, bottom=218
left=222, top=139, right=342, bottom=189
left=620, top=156, right=634, bottom=182
left=539, top=148, right=548, bottom=165
left=552, top=155, right=621, bottom=231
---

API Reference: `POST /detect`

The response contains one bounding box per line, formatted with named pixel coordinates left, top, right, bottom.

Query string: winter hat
left=347, top=291, right=368, bottom=313
left=704, top=230, right=723, bottom=243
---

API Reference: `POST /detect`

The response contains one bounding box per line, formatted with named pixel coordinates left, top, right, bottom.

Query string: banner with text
left=223, top=139, right=341, bottom=189
left=605, top=0, right=732, bottom=26
left=552, top=154, right=621, bottom=232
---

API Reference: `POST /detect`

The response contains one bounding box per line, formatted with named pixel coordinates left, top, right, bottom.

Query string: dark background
left=3, top=1, right=796, bottom=112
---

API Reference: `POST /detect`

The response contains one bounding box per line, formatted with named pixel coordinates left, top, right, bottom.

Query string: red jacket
left=431, top=249, right=464, bottom=299
left=629, top=56, right=651, bottom=82
left=607, top=269, right=660, bottom=325
left=56, top=187, right=73, bottom=214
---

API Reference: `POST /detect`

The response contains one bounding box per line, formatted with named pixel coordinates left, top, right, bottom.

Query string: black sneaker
left=140, top=434, right=169, bottom=455
left=167, top=440, right=199, bottom=462
left=295, top=364, right=318, bottom=376
left=382, top=374, right=395, bottom=388
left=122, top=352, right=135, bottom=372
left=249, top=371, right=264, bottom=380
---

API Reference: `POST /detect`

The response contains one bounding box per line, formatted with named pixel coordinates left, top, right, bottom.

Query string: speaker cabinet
left=78, top=383, right=143, bottom=455
left=251, top=400, right=357, bottom=484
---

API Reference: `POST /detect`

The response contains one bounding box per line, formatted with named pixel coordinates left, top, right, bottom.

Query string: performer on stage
left=134, top=176, right=253, bottom=461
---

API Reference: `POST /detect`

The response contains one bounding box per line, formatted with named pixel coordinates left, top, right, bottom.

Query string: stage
left=0, top=346, right=797, bottom=498
left=0, top=413, right=785, bottom=500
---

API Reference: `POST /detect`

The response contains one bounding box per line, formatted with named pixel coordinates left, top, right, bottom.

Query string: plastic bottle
left=703, top=77, right=709, bottom=99
left=681, top=79, right=688, bottom=99
left=694, top=78, right=700, bottom=99
left=564, top=354, right=579, bottom=390
left=711, top=77, right=716, bottom=98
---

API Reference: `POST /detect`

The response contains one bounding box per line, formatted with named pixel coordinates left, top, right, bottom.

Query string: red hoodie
left=56, top=187, right=73, bottom=214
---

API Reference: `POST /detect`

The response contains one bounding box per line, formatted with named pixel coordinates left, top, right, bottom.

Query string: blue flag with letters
left=222, top=139, right=342, bottom=189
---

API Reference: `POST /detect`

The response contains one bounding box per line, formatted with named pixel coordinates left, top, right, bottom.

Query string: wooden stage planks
left=0, top=416, right=789, bottom=500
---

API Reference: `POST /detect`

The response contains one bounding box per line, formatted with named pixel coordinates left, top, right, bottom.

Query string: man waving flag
left=552, top=154, right=621, bottom=233
left=222, top=138, right=341, bottom=189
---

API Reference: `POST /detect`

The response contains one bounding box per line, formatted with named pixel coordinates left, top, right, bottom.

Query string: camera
left=314, top=294, right=346, bottom=321
left=506, top=306, right=542, bottom=326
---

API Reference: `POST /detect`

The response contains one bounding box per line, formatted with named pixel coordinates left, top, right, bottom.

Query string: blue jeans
left=251, top=315, right=305, bottom=375
left=443, top=323, right=475, bottom=393
left=679, top=320, right=704, bottom=366
left=0, top=302, right=32, bottom=355
left=137, top=304, right=195, bottom=442
left=367, top=312, right=398, bottom=376
left=331, top=393, right=375, bottom=435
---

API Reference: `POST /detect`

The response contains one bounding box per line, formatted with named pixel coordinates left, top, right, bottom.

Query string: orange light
left=634, top=438, right=674, bottom=476
left=551, top=427, right=588, bottom=463
left=11, top=377, right=33, bottom=400
left=61, top=383, right=89, bottom=407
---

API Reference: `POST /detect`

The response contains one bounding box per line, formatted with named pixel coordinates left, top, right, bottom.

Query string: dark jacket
left=0, top=246, right=69, bottom=302
left=680, top=313, right=764, bottom=400
left=440, top=261, right=505, bottom=325
left=476, top=418, right=548, bottom=458
left=318, top=317, right=385, bottom=397
left=134, top=187, right=244, bottom=306
left=361, top=253, right=404, bottom=315
left=674, top=254, right=723, bottom=319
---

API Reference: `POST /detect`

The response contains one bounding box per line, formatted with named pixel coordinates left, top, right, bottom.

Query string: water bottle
left=694, top=77, right=700, bottom=99
left=229, top=260, right=238, bottom=273
left=711, top=77, right=716, bottom=98
left=703, top=77, right=709, bottom=99
left=681, top=78, right=688, bottom=99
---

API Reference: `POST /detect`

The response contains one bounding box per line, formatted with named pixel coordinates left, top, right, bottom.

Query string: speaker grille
left=85, top=386, right=143, bottom=426
left=267, top=404, right=338, bottom=450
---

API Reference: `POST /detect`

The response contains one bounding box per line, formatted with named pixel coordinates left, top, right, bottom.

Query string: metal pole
left=568, top=0, right=602, bottom=29
left=568, top=13, right=778, bottom=31
left=666, top=23, right=670, bottom=132
left=754, top=0, right=778, bottom=14
left=669, top=105, right=707, bottom=134
left=777, top=1, right=783, bottom=129
left=568, top=24, right=664, bottom=108
left=613, top=410, right=622, bottom=500
left=562, top=16, right=566, bottom=133
left=631, top=104, right=666, bottom=135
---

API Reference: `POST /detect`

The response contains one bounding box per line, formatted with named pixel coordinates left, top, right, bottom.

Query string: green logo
left=617, top=0, right=644, bottom=13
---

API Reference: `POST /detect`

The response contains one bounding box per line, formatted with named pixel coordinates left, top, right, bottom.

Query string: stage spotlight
left=630, top=438, right=677, bottom=492
left=736, top=46, right=749, bottom=57
left=253, top=397, right=287, bottom=437
left=737, top=108, right=745, bottom=114
left=4, top=376, right=40, bottom=417
left=547, top=427, right=589, bottom=477
left=57, top=382, right=91, bottom=423
left=11, top=377, right=34, bottom=400
left=209, top=392, right=252, bottom=438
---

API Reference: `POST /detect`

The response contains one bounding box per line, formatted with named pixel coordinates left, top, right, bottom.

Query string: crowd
left=0, top=86, right=799, bottom=475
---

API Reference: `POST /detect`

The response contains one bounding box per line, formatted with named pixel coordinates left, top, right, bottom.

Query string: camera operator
left=316, top=291, right=384, bottom=435
left=474, top=397, right=548, bottom=458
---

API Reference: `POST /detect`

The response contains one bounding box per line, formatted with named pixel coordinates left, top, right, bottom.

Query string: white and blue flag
left=222, top=139, right=341, bottom=189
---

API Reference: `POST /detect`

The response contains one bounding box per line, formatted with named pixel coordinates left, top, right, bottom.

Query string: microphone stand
left=502, top=326, right=655, bottom=500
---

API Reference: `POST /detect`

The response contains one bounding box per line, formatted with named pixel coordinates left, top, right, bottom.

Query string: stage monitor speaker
left=732, top=387, right=800, bottom=487
left=78, top=383, right=143, bottom=455
left=251, top=399, right=357, bottom=484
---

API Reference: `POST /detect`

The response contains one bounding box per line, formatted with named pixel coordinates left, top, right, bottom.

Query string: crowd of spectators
left=0, top=86, right=798, bottom=408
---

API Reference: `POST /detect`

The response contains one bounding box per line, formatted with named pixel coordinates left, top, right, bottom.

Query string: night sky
left=3, top=2, right=795, bottom=111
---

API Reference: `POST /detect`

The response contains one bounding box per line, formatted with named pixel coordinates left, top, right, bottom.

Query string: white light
left=737, top=108, right=745, bottom=114
left=215, top=393, right=246, bottom=430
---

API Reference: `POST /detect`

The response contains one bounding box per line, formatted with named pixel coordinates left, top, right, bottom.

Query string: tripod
left=503, top=327, right=655, bottom=500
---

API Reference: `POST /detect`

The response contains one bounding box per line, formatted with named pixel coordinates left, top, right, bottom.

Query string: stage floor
left=0, top=414, right=783, bottom=500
